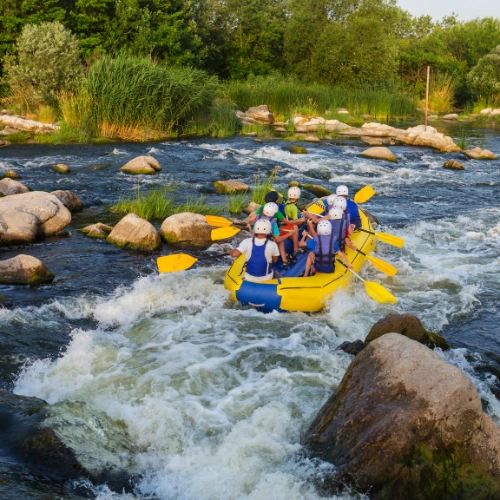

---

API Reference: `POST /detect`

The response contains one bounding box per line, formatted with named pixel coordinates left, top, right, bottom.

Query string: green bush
left=3, top=22, right=83, bottom=109
left=467, top=45, right=500, bottom=105
left=85, top=55, right=220, bottom=139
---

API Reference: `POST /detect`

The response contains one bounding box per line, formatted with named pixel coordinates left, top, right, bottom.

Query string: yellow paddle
left=357, top=228, right=404, bottom=248
left=357, top=249, right=397, bottom=276
left=349, top=269, right=397, bottom=304
left=157, top=253, right=227, bottom=273
left=206, top=215, right=247, bottom=228
left=211, top=226, right=242, bottom=240
left=353, top=185, right=375, bottom=204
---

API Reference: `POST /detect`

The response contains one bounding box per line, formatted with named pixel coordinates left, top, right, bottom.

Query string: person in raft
left=299, top=219, right=353, bottom=277
left=228, top=219, right=280, bottom=283
left=250, top=200, right=298, bottom=267
left=336, top=185, right=362, bottom=230
left=329, top=207, right=357, bottom=253
left=281, top=186, right=306, bottom=256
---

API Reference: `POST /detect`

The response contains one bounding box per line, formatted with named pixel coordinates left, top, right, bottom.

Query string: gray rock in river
left=119, top=155, right=162, bottom=175
left=107, top=213, right=161, bottom=251
left=79, top=222, right=114, bottom=239
left=303, top=333, right=500, bottom=498
left=358, top=146, right=398, bottom=163
left=0, top=254, right=54, bottom=285
left=2, top=169, right=21, bottom=179
left=365, top=312, right=450, bottom=350
left=52, top=163, right=70, bottom=174
left=161, top=212, right=213, bottom=248
left=0, top=178, right=29, bottom=196
left=51, top=190, right=83, bottom=212
left=0, top=391, right=138, bottom=489
left=0, top=192, right=71, bottom=245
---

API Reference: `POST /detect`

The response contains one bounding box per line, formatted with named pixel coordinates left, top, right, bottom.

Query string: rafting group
left=158, top=184, right=403, bottom=312
left=227, top=185, right=359, bottom=283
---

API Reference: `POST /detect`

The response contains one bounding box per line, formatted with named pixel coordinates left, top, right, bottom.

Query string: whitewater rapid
left=2, top=128, right=499, bottom=498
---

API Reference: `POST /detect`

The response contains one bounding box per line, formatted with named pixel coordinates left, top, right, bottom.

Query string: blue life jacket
left=246, top=237, right=271, bottom=278
left=278, top=203, right=287, bottom=217
left=346, top=199, right=361, bottom=228
left=314, top=234, right=339, bottom=273
left=255, top=213, right=277, bottom=226
left=330, top=219, right=346, bottom=248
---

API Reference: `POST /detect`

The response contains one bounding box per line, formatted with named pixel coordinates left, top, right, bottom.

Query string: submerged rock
left=213, top=180, right=250, bottom=194
left=338, top=339, right=365, bottom=356
left=301, top=183, right=330, bottom=197
left=120, top=156, right=162, bottom=175
left=0, top=192, right=71, bottom=244
left=443, top=159, right=465, bottom=170
left=0, top=178, right=29, bottom=196
left=359, top=146, right=398, bottom=163
left=0, top=254, right=54, bottom=285
left=51, top=190, right=83, bottom=212
left=160, top=212, right=213, bottom=248
left=366, top=313, right=450, bottom=350
left=2, top=169, right=20, bottom=179
left=79, top=222, right=114, bottom=239
left=303, top=334, right=500, bottom=498
left=464, top=147, right=498, bottom=160
left=0, top=391, right=137, bottom=489
left=107, top=213, right=161, bottom=251
left=286, top=146, right=307, bottom=154
left=52, top=163, right=70, bottom=174
left=442, top=113, right=459, bottom=120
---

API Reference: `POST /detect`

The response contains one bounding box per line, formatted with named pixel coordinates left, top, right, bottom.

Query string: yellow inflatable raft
left=224, top=202, right=376, bottom=313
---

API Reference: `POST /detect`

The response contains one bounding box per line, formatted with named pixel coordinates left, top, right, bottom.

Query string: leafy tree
left=3, top=21, right=83, bottom=107
left=467, top=45, right=500, bottom=104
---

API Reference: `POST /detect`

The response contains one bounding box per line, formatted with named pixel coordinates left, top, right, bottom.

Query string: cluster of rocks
left=305, top=313, right=500, bottom=498
left=480, top=108, right=500, bottom=117
left=0, top=111, right=59, bottom=135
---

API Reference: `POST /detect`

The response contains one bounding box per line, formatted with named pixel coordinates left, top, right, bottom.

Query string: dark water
left=0, top=121, right=499, bottom=499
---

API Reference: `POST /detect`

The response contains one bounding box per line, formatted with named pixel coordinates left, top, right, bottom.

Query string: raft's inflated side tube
left=224, top=198, right=376, bottom=313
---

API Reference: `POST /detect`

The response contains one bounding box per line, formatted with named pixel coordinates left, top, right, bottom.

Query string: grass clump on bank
left=110, top=188, right=221, bottom=220
left=223, top=75, right=417, bottom=120
left=251, top=168, right=279, bottom=205
left=226, top=193, right=249, bottom=214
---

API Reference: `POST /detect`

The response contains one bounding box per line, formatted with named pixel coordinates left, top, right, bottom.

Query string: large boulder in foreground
left=51, top=190, right=83, bottom=212
left=160, top=212, right=213, bottom=248
left=0, top=178, right=29, bottom=196
left=366, top=313, right=450, bottom=350
left=0, top=391, right=137, bottom=489
left=0, top=192, right=71, bottom=244
left=0, top=255, right=54, bottom=285
left=304, top=334, right=500, bottom=499
left=119, top=156, right=162, bottom=175
left=107, top=213, right=161, bottom=251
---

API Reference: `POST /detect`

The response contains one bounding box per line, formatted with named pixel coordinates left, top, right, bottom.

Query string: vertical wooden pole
left=424, top=65, right=430, bottom=131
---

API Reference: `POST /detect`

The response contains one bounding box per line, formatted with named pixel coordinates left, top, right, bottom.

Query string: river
left=1, top=122, right=499, bottom=499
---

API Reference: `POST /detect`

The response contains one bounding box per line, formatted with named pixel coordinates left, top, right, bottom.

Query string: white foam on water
left=111, top=148, right=128, bottom=155
left=10, top=201, right=500, bottom=499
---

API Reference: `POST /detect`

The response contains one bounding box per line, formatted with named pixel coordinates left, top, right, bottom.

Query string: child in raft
left=228, top=219, right=280, bottom=283
left=335, top=185, right=362, bottom=230
left=299, top=218, right=353, bottom=277
left=250, top=197, right=300, bottom=267
left=281, top=186, right=306, bottom=256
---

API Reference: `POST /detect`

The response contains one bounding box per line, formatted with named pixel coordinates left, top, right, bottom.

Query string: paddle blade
left=205, top=215, right=233, bottom=227
left=157, top=254, right=198, bottom=273
left=366, top=255, right=398, bottom=276
left=211, top=226, right=241, bottom=240
left=354, top=185, right=376, bottom=204
left=376, top=232, right=405, bottom=249
left=364, top=281, right=397, bottom=304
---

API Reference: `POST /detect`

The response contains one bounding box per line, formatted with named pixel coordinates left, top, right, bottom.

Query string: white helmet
left=333, top=196, right=347, bottom=210
left=262, top=202, right=279, bottom=217
left=336, top=185, right=349, bottom=196
left=317, top=220, right=332, bottom=236
left=288, top=186, right=301, bottom=199
left=327, top=194, right=337, bottom=207
left=329, top=208, right=343, bottom=220
left=254, top=219, right=272, bottom=235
